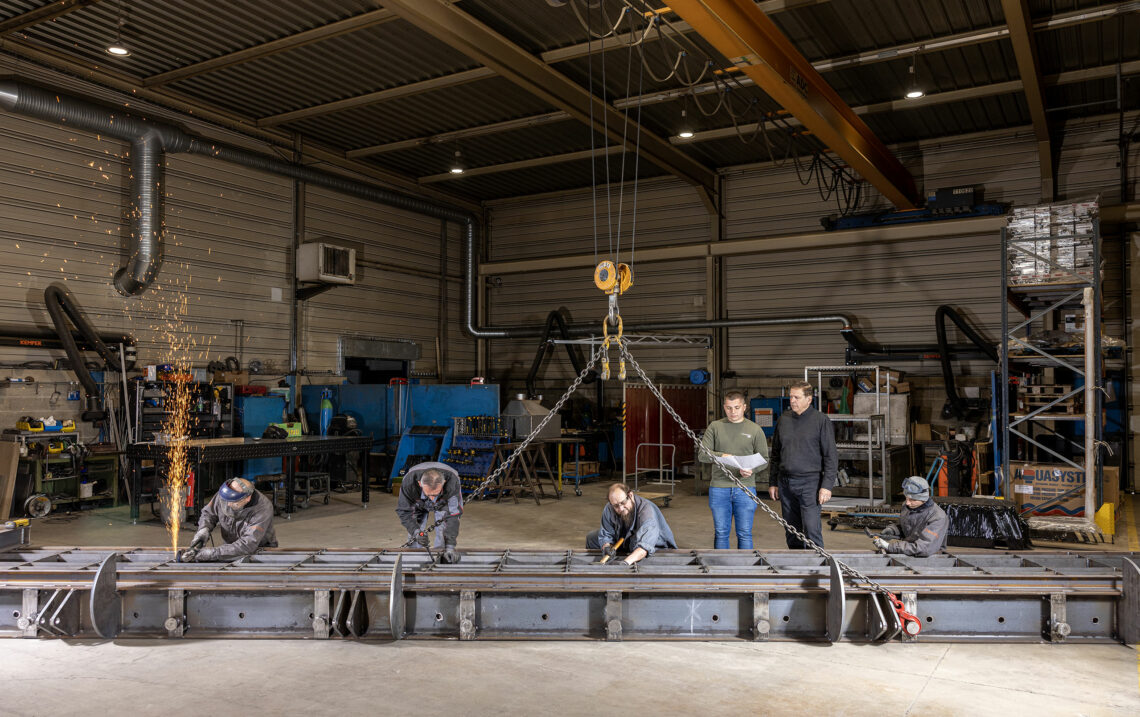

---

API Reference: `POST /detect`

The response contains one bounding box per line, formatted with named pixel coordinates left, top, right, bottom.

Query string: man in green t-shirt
left=698, top=390, right=769, bottom=549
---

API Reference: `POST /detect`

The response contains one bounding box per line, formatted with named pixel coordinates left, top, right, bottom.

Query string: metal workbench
left=125, top=435, right=374, bottom=521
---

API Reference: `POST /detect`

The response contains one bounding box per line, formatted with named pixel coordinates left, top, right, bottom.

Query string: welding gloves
left=871, top=537, right=890, bottom=552
left=601, top=544, right=618, bottom=560
left=440, top=547, right=461, bottom=564
left=193, top=547, right=220, bottom=562
left=409, top=532, right=430, bottom=548
left=190, top=528, right=210, bottom=551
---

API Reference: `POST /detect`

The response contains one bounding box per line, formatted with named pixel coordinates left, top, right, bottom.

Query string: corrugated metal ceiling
left=0, top=0, right=1134, bottom=203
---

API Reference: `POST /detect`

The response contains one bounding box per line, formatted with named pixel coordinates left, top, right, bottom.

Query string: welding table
left=126, top=435, right=374, bottom=522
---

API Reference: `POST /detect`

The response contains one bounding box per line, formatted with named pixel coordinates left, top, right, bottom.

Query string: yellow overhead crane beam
left=669, top=0, right=920, bottom=209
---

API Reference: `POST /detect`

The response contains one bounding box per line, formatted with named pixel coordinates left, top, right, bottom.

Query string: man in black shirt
left=768, top=381, right=838, bottom=549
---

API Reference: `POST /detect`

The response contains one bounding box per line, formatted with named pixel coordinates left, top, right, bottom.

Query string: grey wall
left=0, top=57, right=474, bottom=439
left=483, top=113, right=1136, bottom=440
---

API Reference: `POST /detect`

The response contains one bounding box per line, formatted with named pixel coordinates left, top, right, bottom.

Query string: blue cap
left=218, top=479, right=253, bottom=502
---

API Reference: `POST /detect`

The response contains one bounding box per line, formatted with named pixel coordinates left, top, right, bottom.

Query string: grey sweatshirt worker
left=698, top=417, right=769, bottom=487
left=196, top=490, right=278, bottom=559
left=396, top=462, right=463, bottom=548
left=880, top=500, right=949, bottom=557
left=589, top=494, right=677, bottom=555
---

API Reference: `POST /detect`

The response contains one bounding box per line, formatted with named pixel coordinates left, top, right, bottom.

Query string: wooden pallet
left=1021, top=384, right=1071, bottom=395
left=1022, top=397, right=1080, bottom=414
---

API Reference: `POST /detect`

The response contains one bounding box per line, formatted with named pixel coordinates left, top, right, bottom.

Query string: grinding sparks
left=161, top=356, right=193, bottom=556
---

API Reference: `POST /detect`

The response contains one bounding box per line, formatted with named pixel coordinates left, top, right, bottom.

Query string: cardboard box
left=893, top=381, right=910, bottom=394
left=914, top=423, right=932, bottom=442
left=877, top=370, right=903, bottom=387
left=1012, top=463, right=1089, bottom=516
left=213, top=370, right=249, bottom=385
left=563, top=461, right=599, bottom=476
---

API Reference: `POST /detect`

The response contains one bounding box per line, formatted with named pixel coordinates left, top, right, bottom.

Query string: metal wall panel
left=485, top=179, right=711, bottom=392
left=485, top=258, right=708, bottom=391
left=302, top=185, right=465, bottom=376
left=0, top=88, right=475, bottom=445
left=724, top=233, right=1000, bottom=378
left=159, top=153, right=294, bottom=372
left=721, top=115, right=1134, bottom=379
left=487, top=177, right=712, bottom=261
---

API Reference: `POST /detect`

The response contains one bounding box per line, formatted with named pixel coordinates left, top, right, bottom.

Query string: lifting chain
left=618, top=342, right=919, bottom=632
left=400, top=345, right=603, bottom=548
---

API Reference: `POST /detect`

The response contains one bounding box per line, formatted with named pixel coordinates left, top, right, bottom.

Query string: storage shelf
left=1000, top=206, right=1104, bottom=516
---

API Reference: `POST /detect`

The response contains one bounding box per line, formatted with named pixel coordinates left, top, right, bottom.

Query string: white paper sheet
left=713, top=452, right=768, bottom=472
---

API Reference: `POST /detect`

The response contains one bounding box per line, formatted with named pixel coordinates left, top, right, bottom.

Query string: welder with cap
left=870, top=476, right=949, bottom=557
left=184, top=477, right=277, bottom=562
left=396, top=462, right=463, bottom=564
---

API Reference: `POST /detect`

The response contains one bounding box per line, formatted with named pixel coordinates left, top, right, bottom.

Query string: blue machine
left=749, top=397, right=787, bottom=438
left=299, top=383, right=500, bottom=489
left=387, top=385, right=499, bottom=487
left=234, top=394, right=288, bottom=478
left=301, top=383, right=391, bottom=449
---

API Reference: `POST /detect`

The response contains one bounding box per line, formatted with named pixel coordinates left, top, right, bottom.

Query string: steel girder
left=1, top=546, right=1137, bottom=643
left=668, top=0, right=919, bottom=210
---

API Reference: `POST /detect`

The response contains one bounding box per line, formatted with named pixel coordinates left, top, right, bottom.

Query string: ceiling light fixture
left=449, top=149, right=465, bottom=175
left=106, top=1, right=130, bottom=57
left=677, top=108, right=694, bottom=139
left=904, top=60, right=924, bottom=99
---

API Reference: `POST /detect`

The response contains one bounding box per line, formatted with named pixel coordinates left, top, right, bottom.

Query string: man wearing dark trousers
left=767, top=381, right=838, bottom=549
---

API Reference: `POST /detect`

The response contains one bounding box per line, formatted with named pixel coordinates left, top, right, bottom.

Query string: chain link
left=618, top=343, right=888, bottom=596
left=400, top=345, right=603, bottom=548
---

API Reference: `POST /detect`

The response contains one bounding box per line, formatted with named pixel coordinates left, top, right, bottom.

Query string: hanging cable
left=613, top=7, right=641, bottom=268
left=587, top=1, right=598, bottom=267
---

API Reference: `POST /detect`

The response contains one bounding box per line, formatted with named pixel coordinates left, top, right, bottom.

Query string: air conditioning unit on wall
left=297, top=242, right=356, bottom=284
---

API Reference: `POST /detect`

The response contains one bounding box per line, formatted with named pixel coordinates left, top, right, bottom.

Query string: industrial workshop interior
left=0, top=0, right=1137, bottom=714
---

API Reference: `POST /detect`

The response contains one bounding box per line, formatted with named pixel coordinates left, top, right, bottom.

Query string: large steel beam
left=1, top=547, right=1136, bottom=643
left=0, top=0, right=102, bottom=36
left=669, top=0, right=917, bottom=208
left=0, top=36, right=482, bottom=213
left=1001, top=0, right=1054, bottom=201
left=345, top=3, right=1134, bottom=160
left=377, top=0, right=718, bottom=207
left=419, top=146, right=623, bottom=184
left=676, top=60, right=1140, bottom=145
left=141, top=8, right=403, bottom=88
left=259, top=67, right=495, bottom=127
left=250, top=3, right=837, bottom=131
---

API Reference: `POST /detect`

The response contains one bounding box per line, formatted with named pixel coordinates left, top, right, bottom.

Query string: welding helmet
left=218, top=478, right=254, bottom=502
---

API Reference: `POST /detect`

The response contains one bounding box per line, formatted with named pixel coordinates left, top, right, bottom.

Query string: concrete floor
left=4, top=478, right=1139, bottom=716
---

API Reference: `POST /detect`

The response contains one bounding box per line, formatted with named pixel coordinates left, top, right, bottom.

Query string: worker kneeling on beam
left=871, top=476, right=949, bottom=557
left=397, top=462, right=463, bottom=564
left=183, top=478, right=277, bottom=562
left=587, top=483, right=677, bottom=566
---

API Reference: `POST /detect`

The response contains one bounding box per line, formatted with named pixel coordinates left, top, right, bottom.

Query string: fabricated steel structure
left=2, top=537, right=1136, bottom=644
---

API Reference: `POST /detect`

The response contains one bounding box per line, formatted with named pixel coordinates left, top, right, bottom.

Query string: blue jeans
left=708, top=486, right=758, bottom=549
